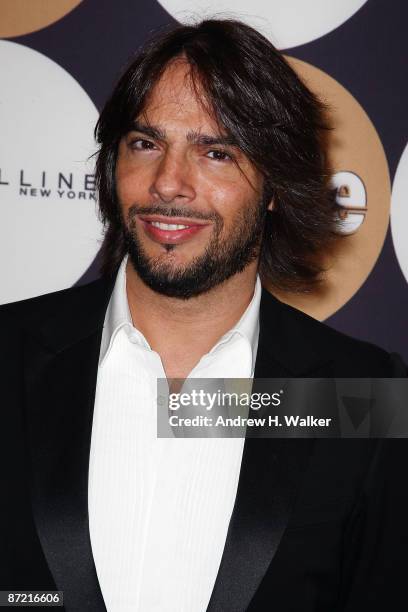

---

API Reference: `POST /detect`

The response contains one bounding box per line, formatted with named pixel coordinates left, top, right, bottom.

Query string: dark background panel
left=10, top=0, right=176, bottom=109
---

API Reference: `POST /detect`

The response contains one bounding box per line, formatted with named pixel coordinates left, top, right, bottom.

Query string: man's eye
left=129, top=138, right=156, bottom=151
left=207, top=149, right=232, bottom=162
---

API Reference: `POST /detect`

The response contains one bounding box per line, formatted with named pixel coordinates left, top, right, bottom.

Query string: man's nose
left=149, top=150, right=195, bottom=203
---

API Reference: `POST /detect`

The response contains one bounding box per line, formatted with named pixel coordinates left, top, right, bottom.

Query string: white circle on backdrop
left=157, top=0, right=368, bottom=49
left=0, top=40, right=103, bottom=304
left=391, top=142, right=408, bottom=284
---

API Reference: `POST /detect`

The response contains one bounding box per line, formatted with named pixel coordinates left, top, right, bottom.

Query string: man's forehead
left=136, top=59, right=221, bottom=131
left=149, top=56, right=202, bottom=100
left=127, top=58, right=249, bottom=155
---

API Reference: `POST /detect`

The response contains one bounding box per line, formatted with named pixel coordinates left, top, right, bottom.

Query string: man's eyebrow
left=186, top=131, right=238, bottom=147
left=129, top=121, right=166, bottom=140
left=128, top=121, right=237, bottom=147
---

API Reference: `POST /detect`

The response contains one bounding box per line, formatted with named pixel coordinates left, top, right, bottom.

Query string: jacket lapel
left=207, top=288, right=332, bottom=612
left=24, top=277, right=115, bottom=612
left=24, top=277, right=332, bottom=612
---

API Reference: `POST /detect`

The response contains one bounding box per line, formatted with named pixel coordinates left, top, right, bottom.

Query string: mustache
left=127, top=204, right=220, bottom=223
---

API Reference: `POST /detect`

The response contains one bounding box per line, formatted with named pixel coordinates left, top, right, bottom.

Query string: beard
left=122, top=199, right=267, bottom=299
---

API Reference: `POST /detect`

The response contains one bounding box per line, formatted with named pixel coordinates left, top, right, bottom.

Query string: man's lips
left=138, top=214, right=211, bottom=244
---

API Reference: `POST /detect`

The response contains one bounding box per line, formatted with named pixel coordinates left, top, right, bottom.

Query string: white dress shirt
left=88, top=256, right=261, bottom=612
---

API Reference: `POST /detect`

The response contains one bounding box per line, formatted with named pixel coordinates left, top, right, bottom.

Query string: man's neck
left=125, top=260, right=258, bottom=379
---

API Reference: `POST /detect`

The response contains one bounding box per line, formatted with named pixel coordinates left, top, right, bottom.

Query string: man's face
left=115, top=59, right=268, bottom=299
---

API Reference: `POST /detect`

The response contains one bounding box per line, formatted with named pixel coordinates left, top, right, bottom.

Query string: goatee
left=123, top=201, right=266, bottom=299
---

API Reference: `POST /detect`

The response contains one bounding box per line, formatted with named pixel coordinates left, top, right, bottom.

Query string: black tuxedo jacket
left=1, top=275, right=407, bottom=612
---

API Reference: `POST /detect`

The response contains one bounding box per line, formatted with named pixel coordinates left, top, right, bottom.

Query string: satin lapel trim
left=206, top=353, right=315, bottom=612
left=25, top=329, right=107, bottom=612
left=207, top=436, right=314, bottom=612
left=207, top=290, right=326, bottom=612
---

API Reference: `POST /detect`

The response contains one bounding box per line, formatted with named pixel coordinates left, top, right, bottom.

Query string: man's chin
left=141, top=240, right=206, bottom=262
left=134, top=273, right=210, bottom=300
left=126, top=254, right=201, bottom=299
left=124, top=221, right=261, bottom=299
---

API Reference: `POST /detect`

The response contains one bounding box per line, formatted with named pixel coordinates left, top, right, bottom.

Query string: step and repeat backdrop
left=0, top=0, right=407, bottom=359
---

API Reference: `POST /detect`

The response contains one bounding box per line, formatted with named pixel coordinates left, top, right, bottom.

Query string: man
left=0, top=19, right=407, bottom=612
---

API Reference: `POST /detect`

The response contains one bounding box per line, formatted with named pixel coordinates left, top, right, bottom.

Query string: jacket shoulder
left=267, top=292, right=407, bottom=377
left=0, top=278, right=111, bottom=329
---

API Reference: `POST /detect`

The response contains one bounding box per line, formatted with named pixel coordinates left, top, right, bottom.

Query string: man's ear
left=267, top=200, right=274, bottom=212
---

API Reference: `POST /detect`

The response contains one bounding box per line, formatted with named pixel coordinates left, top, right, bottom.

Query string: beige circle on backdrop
left=264, top=57, right=390, bottom=321
left=0, top=0, right=83, bottom=38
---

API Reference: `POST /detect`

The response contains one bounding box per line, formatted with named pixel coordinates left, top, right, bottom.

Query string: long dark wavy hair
left=95, top=18, right=339, bottom=291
